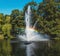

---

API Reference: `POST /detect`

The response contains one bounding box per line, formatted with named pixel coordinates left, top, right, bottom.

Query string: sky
left=0, top=0, right=42, bottom=15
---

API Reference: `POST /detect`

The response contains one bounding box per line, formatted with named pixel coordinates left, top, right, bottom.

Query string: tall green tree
left=10, top=9, right=24, bottom=35
left=37, top=0, right=60, bottom=38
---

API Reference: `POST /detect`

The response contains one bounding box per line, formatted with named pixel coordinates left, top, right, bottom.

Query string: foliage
left=37, top=0, right=60, bottom=38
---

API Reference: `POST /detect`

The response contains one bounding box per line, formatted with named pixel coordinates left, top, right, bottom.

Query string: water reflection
left=11, top=40, right=50, bottom=56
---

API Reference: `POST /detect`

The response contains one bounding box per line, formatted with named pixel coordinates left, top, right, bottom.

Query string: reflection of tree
left=34, top=41, right=60, bottom=56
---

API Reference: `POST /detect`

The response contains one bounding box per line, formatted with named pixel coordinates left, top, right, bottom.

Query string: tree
left=10, top=9, right=24, bottom=35
left=2, top=15, right=13, bottom=38
left=37, top=0, right=60, bottom=38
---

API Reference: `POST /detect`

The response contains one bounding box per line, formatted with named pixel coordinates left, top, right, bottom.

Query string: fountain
left=18, top=5, right=50, bottom=56
left=18, top=5, right=49, bottom=42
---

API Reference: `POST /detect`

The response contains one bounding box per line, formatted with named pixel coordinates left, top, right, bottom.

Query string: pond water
left=11, top=40, right=50, bottom=56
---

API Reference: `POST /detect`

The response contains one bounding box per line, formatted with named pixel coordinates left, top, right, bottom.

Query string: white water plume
left=18, top=5, right=49, bottom=42
left=33, top=19, right=39, bottom=29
